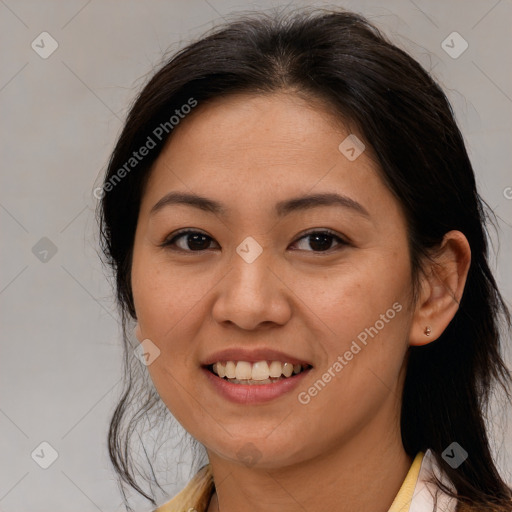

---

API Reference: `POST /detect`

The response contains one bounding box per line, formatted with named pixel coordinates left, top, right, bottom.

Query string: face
left=131, top=92, right=416, bottom=469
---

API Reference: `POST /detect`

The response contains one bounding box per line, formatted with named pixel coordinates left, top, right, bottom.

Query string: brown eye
left=291, top=230, right=348, bottom=253
left=162, top=230, right=217, bottom=252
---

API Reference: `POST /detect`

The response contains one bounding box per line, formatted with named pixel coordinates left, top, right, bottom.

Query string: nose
left=211, top=245, right=292, bottom=331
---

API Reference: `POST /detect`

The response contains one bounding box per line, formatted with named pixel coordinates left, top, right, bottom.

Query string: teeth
left=225, top=361, right=236, bottom=379
left=282, top=362, right=293, bottom=377
left=251, top=361, right=270, bottom=380
left=235, top=361, right=252, bottom=380
left=269, top=361, right=282, bottom=378
left=216, top=362, right=226, bottom=378
left=211, top=360, right=307, bottom=381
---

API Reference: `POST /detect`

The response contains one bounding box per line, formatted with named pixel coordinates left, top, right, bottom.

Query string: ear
left=409, top=230, right=471, bottom=346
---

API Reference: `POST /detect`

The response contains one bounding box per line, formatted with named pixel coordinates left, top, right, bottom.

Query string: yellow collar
left=388, top=451, right=424, bottom=512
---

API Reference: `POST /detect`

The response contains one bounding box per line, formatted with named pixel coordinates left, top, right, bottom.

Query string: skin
left=131, top=92, right=471, bottom=512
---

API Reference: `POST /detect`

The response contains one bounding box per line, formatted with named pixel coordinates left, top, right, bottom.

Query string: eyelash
left=160, top=228, right=349, bottom=254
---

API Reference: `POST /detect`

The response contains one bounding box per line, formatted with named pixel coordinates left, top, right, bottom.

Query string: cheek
left=314, top=254, right=410, bottom=339
left=307, top=254, right=412, bottom=398
left=131, top=248, right=204, bottom=342
left=130, top=247, right=217, bottom=408
left=131, top=255, right=204, bottom=424
left=292, top=267, right=410, bottom=441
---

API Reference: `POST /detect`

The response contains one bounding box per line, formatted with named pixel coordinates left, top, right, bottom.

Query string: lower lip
left=202, top=367, right=311, bottom=404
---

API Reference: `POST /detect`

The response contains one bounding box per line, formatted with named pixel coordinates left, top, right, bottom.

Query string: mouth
left=205, top=360, right=313, bottom=385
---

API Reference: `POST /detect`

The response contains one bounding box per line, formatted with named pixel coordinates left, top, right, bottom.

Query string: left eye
left=291, top=230, right=348, bottom=252
left=163, top=230, right=218, bottom=252
left=161, top=229, right=347, bottom=253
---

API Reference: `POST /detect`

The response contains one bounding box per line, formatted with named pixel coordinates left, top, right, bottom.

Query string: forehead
left=158, top=92, right=351, bottom=165
left=140, top=92, right=396, bottom=222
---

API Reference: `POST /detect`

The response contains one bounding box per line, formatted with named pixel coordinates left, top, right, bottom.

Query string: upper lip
left=201, top=348, right=313, bottom=367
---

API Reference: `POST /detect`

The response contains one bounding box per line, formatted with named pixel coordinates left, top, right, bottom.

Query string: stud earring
left=424, top=325, right=432, bottom=336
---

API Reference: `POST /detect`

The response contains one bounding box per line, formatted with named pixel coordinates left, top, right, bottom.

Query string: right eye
left=161, top=230, right=219, bottom=253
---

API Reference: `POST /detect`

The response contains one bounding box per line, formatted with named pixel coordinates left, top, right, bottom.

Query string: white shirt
left=409, top=449, right=457, bottom=512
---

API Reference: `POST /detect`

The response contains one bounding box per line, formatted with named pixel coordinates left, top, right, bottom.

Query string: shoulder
left=152, top=464, right=214, bottom=512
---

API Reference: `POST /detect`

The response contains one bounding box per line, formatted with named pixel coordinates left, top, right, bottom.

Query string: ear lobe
left=409, top=230, right=471, bottom=346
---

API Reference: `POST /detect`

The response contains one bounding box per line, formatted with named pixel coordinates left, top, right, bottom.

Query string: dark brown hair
left=97, top=7, right=512, bottom=511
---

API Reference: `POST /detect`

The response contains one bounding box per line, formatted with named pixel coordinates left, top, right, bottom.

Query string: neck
left=206, top=419, right=412, bottom=512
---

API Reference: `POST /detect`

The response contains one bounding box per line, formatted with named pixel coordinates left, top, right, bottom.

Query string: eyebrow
left=150, top=191, right=370, bottom=218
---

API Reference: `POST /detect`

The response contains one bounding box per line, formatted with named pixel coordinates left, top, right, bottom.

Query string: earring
left=424, top=325, right=432, bottom=336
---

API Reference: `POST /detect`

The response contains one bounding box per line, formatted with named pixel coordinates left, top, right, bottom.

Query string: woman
left=97, top=8, right=512, bottom=512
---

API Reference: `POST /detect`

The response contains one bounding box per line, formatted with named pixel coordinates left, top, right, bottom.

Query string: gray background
left=1, top=1, right=511, bottom=511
